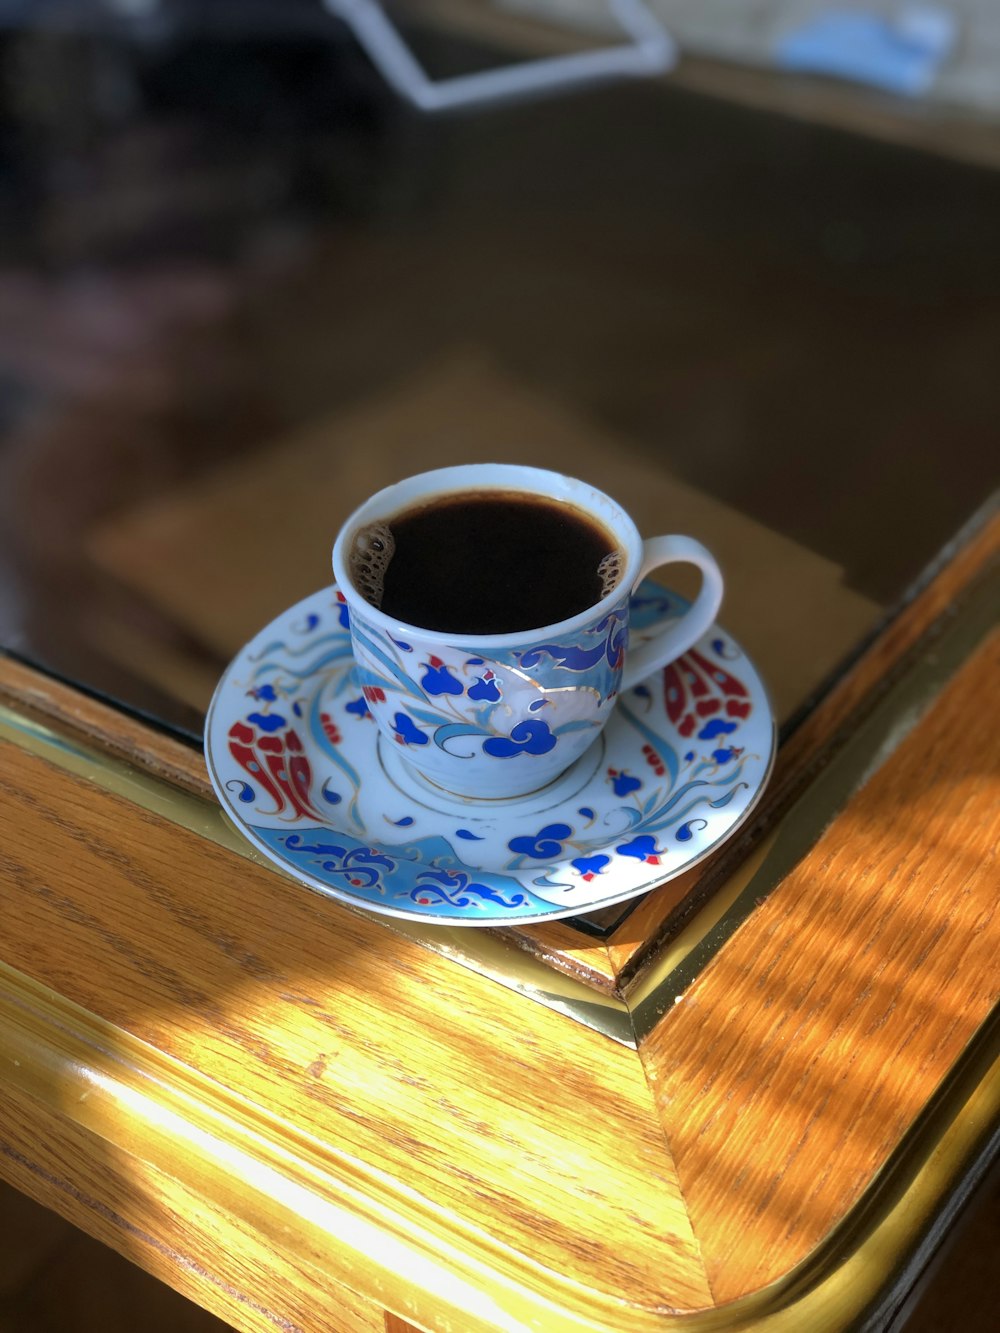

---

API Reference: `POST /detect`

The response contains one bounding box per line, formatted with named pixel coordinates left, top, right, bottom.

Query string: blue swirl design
left=226, top=780, right=256, bottom=804
left=351, top=624, right=424, bottom=699
left=518, top=641, right=607, bottom=674
left=676, top=818, right=709, bottom=842
left=516, top=615, right=628, bottom=682
left=282, top=836, right=394, bottom=889
left=252, top=827, right=551, bottom=919
left=627, top=764, right=753, bottom=843
left=407, top=869, right=527, bottom=910
left=249, top=628, right=350, bottom=664
left=708, top=783, right=749, bottom=810
left=283, top=834, right=355, bottom=854
left=476, top=599, right=628, bottom=697
left=251, top=642, right=355, bottom=683
left=483, top=719, right=557, bottom=758
left=508, top=822, right=573, bottom=860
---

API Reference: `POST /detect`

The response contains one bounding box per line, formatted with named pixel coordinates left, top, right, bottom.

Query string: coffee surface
left=368, top=490, right=620, bottom=634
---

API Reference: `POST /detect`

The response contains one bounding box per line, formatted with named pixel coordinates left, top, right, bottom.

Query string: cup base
left=378, top=734, right=606, bottom=812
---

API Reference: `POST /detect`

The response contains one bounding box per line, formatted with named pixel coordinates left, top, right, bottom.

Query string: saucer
left=205, top=583, right=776, bottom=925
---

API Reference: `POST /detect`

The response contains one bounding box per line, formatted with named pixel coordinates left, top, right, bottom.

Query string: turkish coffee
left=350, top=489, right=623, bottom=635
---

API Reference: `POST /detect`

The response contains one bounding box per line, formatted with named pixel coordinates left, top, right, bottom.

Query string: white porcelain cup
left=332, top=464, right=723, bottom=799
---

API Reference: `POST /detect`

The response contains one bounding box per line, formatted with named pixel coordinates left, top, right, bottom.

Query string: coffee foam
left=598, top=548, right=624, bottom=598
left=349, top=522, right=395, bottom=609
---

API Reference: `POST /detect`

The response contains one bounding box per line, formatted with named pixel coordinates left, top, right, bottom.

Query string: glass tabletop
left=0, top=11, right=996, bottom=745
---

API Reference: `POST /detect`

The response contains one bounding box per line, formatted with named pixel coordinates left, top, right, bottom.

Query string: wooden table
left=0, top=501, right=997, bottom=1333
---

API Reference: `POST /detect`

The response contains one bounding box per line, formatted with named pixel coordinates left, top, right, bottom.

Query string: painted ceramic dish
left=205, top=582, right=776, bottom=925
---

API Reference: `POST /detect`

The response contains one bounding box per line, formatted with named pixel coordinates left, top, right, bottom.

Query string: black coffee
left=363, top=490, right=621, bottom=635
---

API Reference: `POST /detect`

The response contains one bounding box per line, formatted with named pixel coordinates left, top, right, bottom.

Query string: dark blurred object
left=0, top=2, right=437, bottom=264
left=0, top=261, right=265, bottom=735
left=0, top=3, right=446, bottom=735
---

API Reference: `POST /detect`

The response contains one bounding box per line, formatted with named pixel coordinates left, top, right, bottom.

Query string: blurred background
left=0, top=0, right=997, bottom=746
left=0, top=2, right=997, bottom=1329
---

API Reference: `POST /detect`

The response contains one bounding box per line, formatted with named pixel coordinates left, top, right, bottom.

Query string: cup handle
left=620, top=536, right=724, bottom=692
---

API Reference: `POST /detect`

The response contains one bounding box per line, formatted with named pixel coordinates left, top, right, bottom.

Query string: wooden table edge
left=2, top=502, right=996, bottom=1007
left=0, top=507, right=996, bottom=1331
left=1, top=948, right=997, bottom=1333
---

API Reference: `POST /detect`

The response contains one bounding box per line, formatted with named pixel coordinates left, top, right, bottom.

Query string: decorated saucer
left=205, top=582, right=776, bottom=925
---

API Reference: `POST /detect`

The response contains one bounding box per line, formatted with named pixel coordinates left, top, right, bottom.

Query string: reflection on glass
left=0, top=10, right=996, bottom=741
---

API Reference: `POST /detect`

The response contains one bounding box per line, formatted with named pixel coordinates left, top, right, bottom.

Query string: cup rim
left=331, top=463, right=642, bottom=647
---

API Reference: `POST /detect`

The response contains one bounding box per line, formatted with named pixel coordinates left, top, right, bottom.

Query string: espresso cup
left=332, top=464, right=723, bottom=799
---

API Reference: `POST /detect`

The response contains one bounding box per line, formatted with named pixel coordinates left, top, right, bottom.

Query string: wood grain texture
left=0, top=1082, right=386, bottom=1333
left=0, top=738, right=711, bottom=1328
left=610, top=503, right=1000, bottom=989
left=495, top=918, right=621, bottom=993
left=642, top=630, right=1000, bottom=1303
left=0, top=655, right=208, bottom=797
left=604, top=865, right=706, bottom=981
left=0, top=583, right=997, bottom=1327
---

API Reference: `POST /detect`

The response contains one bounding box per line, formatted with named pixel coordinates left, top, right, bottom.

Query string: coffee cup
left=332, top=463, right=723, bottom=799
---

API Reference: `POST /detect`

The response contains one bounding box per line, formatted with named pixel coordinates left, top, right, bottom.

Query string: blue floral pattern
left=344, top=589, right=635, bottom=797
left=205, top=582, right=776, bottom=924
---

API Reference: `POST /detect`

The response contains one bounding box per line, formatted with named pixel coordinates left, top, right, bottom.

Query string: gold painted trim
left=628, top=560, right=1000, bottom=1041
left=0, top=702, right=635, bottom=1047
